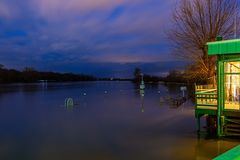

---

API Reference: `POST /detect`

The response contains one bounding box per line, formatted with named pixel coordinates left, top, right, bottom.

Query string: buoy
left=65, top=98, right=74, bottom=107
left=83, top=93, right=87, bottom=96
left=139, top=73, right=145, bottom=90
left=140, top=83, right=145, bottom=90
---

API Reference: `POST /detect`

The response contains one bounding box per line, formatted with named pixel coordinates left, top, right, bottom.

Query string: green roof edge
left=207, top=39, right=240, bottom=55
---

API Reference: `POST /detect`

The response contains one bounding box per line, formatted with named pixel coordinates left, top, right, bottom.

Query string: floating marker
left=180, top=86, right=187, bottom=97
left=83, top=93, right=87, bottom=96
left=139, top=73, right=145, bottom=90
left=140, top=83, right=145, bottom=90
left=65, top=98, right=74, bottom=107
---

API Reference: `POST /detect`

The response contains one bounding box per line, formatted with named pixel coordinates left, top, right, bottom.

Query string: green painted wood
left=224, top=72, right=240, bottom=74
left=195, top=108, right=217, bottom=118
left=195, top=92, right=217, bottom=95
left=219, top=57, right=240, bottom=62
left=208, top=39, right=240, bottom=55
left=196, top=104, right=217, bottom=107
left=213, top=145, right=240, bottom=160
left=195, top=43, right=240, bottom=136
left=217, top=59, right=222, bottom=136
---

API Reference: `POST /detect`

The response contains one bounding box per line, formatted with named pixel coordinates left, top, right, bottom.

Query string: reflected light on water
left=0, top=82, right=239, bottom=160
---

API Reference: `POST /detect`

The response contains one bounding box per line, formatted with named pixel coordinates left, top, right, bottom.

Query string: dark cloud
left=0, top=0, right=181, bottom=77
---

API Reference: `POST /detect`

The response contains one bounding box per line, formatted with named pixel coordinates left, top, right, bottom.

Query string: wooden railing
left=195, top=85, right=218, bottom=110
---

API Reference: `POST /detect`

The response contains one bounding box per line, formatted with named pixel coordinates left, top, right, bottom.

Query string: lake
left=0, top=81, right=239, bottom=160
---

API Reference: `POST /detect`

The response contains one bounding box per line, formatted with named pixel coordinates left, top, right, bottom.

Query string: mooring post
left=197, top=117, right=200, bottom=133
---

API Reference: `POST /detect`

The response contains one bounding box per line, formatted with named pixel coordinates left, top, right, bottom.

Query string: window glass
left=224, top=62, right=240, bottom=110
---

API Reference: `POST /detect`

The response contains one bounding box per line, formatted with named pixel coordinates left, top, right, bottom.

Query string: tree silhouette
left=169, top=0, right=239, bottom=82
left=0, top=64, right=4, bottom=69
left=133, top=68, right=142, bottom=83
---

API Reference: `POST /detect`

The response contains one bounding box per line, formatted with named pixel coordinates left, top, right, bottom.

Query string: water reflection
left=0, top=82, right=239, bottom=160
left=195, top=138, right=239, bottom=159
left=140, top=89, right=145, bottom=113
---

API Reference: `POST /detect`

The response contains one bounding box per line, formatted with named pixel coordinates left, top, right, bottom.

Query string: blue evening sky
left=0, top=0, right=186, bottom=78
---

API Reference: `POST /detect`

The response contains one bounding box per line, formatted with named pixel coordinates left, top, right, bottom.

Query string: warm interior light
left=224, top=62, right=240, bottom=110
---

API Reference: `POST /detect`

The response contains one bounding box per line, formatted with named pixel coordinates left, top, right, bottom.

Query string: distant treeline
left=134, top=73, right=186, bottom=83
left=133, top=68, right=190, bottom=84
left=0, top=66, right=97, bottom=83
left=0, top=65, right=199, bottom=84
left=98, top=78, right=132, bottom=81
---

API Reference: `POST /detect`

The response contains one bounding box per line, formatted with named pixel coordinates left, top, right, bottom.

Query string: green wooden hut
left=195, top=39, right=240, bottom=137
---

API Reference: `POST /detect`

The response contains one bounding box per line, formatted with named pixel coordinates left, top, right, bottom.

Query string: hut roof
left=207, top=39, right=240, bottom=55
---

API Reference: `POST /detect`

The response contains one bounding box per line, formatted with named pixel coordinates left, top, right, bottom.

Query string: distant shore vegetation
left=0, top=64, right=203, bottom=84
left=133, top=68, right=189, bottom=84
left=0, top=65, right=97, bottom=83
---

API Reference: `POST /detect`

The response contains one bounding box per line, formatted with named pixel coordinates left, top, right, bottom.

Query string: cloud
left=0, top=1, right=17, bottom=19
left=0, top=0, right=180, bottom=76
left=31, top=0, right=124, bottom=20
left=83, top=53, right=162, bottom=63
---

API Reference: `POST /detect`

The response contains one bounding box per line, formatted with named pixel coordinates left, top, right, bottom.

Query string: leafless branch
left=168, top=0, right=239, bottom=82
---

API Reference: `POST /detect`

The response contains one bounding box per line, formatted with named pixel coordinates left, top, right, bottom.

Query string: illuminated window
left=224, top=62, right=240, bottom=110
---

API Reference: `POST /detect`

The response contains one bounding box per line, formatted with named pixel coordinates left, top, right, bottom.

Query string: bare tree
left=169, top=0, right=239, bottom=82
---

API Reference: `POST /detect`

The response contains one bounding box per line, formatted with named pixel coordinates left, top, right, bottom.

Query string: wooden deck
left=195, top=85, right=218, bottom=117
left=195, top=85, right=240, bottom=115
left=195, top=85, right=240, bottom=136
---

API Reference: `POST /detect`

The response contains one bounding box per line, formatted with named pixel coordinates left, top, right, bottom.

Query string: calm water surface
left=0, top=81, right=239, bottom=160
